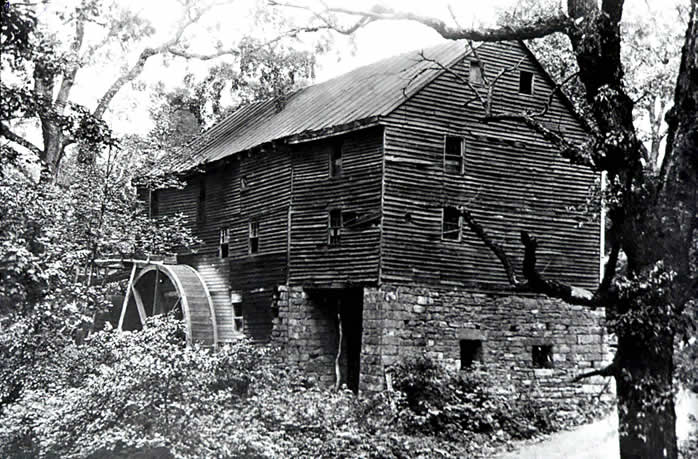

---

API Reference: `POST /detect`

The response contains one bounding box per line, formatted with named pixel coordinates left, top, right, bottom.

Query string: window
left=519, top=70, right=534, bottom=95
left=148, top=189, right=159, bottom=218
left=197, top=178, right=206, bottom=224
left=442, top=206, right=461, bottom=241
left=469, top=60, right=484, bottom=84
left=219, top=227, right=230, bottom=258
left=460, top=339, right=483, bottom=368
left=532, top=344, right=554, bottom=368
left=329, top=141, right=343, bottom=177
left=328, top=209, right=342, bottom=247
left=232, top=302, right=244, bottom=333
left=444, top=136, right=465, bottom=174
left=248, top=220, right=259, bottom=254
left=240, top=175, right=248, bottom=192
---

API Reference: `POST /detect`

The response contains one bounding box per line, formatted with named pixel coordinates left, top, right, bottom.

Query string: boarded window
left=460, top=339, right=483, bottom=368
left=444, top=136, right=465, bottom=174
left=330, top=141, right=343, bottom=177
left=442, top=206, right=461, bottom=241
left=249, top=220, right=259, bottom=254
left=469, top=60, right=483, bottom=84
left=219, top=227, right=230, bottom=258
left=532, top=344, right=554, bottom=368
left=232, top=301, right=244, bottom=333
left=519, top=70, right=534, bottom=94
left=197, top=178, right=206, bottom=224
left=329, top=209, right=342, bottom=246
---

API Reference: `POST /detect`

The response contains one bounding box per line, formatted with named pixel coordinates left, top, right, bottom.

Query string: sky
left=95, top=0, right=520, bottom=135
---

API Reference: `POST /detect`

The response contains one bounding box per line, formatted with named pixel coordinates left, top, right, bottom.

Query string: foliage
left=0, top=326, right=607, bottom=459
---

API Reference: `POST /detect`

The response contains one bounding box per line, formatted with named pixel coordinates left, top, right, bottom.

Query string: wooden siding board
left=381, top=41, right=600, bottom=290
left=288, top=127, right=383, bottom=286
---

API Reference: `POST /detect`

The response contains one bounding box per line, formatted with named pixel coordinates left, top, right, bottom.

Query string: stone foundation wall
left=272, top=284, right=613, bottom=401
left=271, top=286, right=348, bottom=386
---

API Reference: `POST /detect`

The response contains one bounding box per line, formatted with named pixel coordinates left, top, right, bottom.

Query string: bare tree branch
left=460, top=207, right=521, bottom=287
left=572, top=362, right=616, bottom=382
left=272, top=1, right=573, bottom=41
left=520, top=231, right=597, bottom=306
left=54, top=12, right=86, bottom=113
left=1, top=123, right=44, bottom=157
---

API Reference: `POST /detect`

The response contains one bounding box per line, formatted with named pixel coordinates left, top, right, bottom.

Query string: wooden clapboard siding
left=156, top=145, right=291, bottom=342
left=381, top=40, right=600, bottom=290
left=288, top=126, right=383, bottom=286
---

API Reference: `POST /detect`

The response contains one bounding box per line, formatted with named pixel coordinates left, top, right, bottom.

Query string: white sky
left=96, top=0, right=519, bottom=135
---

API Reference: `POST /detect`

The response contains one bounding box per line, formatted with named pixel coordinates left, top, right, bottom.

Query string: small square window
left=330, top=141, right=343, bottom=177
left=444, top=136, right=465, bottom=174
left=519, top=70, right=534, bottom=95
left=442, top=206, right=461, bottom=241
left=328, top=209, right=342, bottom=247
left=248, top=220, right=259, bottom=254
left=532, top=344, right=554, bottom=368
left=469, top=60, right=484, bottom=84
left=219, top=227, right=230, bottom=258
left=460, top=339, right=483, bottom=368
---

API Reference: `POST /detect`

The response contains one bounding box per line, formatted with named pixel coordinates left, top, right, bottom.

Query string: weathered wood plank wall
left=381, top=41, right=600, bottom=290
left=288, top=127, right=384, bottom=287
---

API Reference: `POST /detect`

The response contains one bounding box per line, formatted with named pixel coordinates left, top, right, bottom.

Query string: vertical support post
left=153, top=265, right=160, bottom=315
left=118, top=264, right=137, bottom=331
left=335, top=299, right=343, bottom=391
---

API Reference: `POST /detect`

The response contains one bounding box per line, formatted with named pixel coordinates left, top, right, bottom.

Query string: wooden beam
left=118, top=264, right=138, bottom=331
left=131, top=286, right=148, bottom=327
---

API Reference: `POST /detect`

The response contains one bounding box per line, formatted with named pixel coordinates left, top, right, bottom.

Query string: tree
left=0, top=0, right=323, bottom=177
left=284, top=1, right=697, bottom=457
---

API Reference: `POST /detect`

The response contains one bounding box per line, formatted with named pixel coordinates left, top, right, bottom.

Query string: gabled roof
left=168, top=40, right=470, bottom=171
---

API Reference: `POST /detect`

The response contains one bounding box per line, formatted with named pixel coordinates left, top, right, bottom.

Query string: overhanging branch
left=572, top=362, right=616, bottom=382
left=272, top=2, right=573, bottom=41
left=0, top=122, right=43, bottom=157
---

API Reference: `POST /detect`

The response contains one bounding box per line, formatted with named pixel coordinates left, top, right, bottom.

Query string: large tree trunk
left=616, top=332, right=677, bottom=459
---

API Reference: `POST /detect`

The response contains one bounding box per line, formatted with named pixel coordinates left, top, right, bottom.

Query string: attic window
left=197, top=178, right=206, bottom=224
left=248, top=220, right=259, bottom=254
left=219, top=227, right=230, bottom=258
left=460, top=339, right=484, bottom=368
left=519, top=70, right=534, bottom=95
left=469, top=60, right=484, bottom=84
left=330, top=141, right=343, bottom=177
left=532, top=344, right=554, bottom=368
left=442, top=206, right=461, bottom=241
left=444, top=136, right=465, bottom=174
left=328, top=209, right=342, bottom=247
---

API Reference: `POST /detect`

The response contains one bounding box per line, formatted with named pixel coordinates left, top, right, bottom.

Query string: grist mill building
left=128, top=40, right=609, bottom=397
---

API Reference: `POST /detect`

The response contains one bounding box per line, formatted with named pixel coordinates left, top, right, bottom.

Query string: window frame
left=519, top=70, right=535, bottom=95
left=444, top=135, right=465, bottom=175
left=329, top=141, right=344, bottom=178
left=532, top=344, right=554, bottom=369
left=469, top=60, right=484, bottom=85
left=219, top=227, right=230, bottom=258
left=232, top=301, right=244, bottom=334
left=328, top=208, right=342, bottom=247
left=442, top=206, right=462, bottom=242
left=248, top=220, right=259, bottom=254
left=460, top=339, right=484, bottom=369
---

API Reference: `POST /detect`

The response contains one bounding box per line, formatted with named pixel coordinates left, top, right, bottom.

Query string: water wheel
left=118, top=263, right=218, bottom=347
